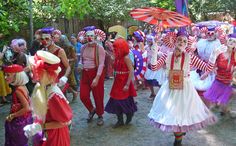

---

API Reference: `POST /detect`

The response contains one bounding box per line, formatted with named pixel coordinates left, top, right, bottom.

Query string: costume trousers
left=80, top=68, right=105, bottom=116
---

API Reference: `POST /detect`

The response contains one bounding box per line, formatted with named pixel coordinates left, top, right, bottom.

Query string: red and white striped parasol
left=130, top=7, right=192, bottom=28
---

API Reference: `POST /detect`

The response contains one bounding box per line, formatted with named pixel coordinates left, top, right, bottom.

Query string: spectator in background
left=104, top=32, right=116, bottom=79
left=70, top=34, right=82, bottom=86
left=63, top=44, right=78, bottom=103
left=0, top=47, right=11, bottom=105
left=30, top=29, right=43, bottom=56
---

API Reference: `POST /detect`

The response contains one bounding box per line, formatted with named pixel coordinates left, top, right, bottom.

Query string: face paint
left=176, top=36, right=188, bottom=52
left=206, top=31, right=216, bottom=41
left=41, top=36, right=52, bottom=48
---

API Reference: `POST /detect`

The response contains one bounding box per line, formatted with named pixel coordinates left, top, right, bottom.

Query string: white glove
left=23, top=123, right=42, bottom=138
left=209, top=45, right=227, bottom=63
left=150, top=45, right=159, bottom=65
left=58, top=76, right=68, bottom=87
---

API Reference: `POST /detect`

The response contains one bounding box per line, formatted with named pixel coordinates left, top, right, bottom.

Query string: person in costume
left=78, top=26, right=106, bottom=126
left=70, top=34, right=82, bottom=86
left=10, top=39, right=27, bottom=67
left=190, top=26, right=222, bottom=96
left=132, top=30, right=147, bottom=90
left=144, top=35, right=167, bottom=100
left=105, top=38, right=137, bottom=128
left=148, top=31, right=222, bottom=146
left=0, top=47, right=12, bottom=105
left=203, top=33, right=236, bottom=115
left=3, top=64, right=32, bottom=146
left=40, top=27, right=71, bottom=91
left=23, top=50, right=73, bottom=146
left=104, top=32, right=115, bottom=79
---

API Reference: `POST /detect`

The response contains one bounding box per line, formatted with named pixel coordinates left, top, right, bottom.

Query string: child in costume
left=105, top=38, right=137, bottom=128
left=203, top=33, right=236, bottom=115
left=148, top=31, right=222, bottom=146
left=3, top=64, right=32, bottom=146
left=23, top=50, right=73, bottom=146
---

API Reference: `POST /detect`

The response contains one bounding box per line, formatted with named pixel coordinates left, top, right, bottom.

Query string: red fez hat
left=3, top=64, right=24, bottom=73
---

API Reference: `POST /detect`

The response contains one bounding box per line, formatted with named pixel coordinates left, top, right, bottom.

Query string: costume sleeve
left=190, top=54, right=214, bottom=72
left=97, top=45, right=105, bottom=76
left=48, top=94, right=73, bottom=122
left=151, top=53, right=167, bottom=71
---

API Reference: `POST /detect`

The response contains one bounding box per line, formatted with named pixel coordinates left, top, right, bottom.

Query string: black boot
left=125, top=113, right=133, bottom=125
left=173, top=139, right=182, bottom=146
left=113, top=114, right=124, bottom=128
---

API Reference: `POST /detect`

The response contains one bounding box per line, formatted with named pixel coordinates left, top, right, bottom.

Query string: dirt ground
left=0, top=79, right=236, bottom=146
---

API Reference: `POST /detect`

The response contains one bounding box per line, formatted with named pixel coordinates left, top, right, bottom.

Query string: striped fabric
left=151, top=53, right=214, bottom=72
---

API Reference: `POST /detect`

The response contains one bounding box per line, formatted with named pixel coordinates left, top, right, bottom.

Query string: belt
left=114, top=71, right=129, bottom=74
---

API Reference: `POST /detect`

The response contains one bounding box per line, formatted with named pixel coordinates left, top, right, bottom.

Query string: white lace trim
left=46, top=84, right=69, bottom=104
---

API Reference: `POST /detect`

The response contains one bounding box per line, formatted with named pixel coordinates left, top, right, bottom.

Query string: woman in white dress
left=148, top=31, right=223, bottom=146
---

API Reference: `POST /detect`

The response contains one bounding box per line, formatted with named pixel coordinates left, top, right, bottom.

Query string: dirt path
left=0, top=79, right=235, bottom=146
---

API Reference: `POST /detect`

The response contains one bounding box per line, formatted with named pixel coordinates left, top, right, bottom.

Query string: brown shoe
left=97, top=117, right=104, bottom=126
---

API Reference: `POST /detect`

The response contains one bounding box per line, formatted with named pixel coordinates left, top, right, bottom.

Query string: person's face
left=206, top=31, right=216, bottom=41
left=70, top=37, right=77, bottom=44
left=176, top=36, right=188, bottom=51
left=53, top=35, right=60, bottom=43
left=40, top=35, right=53, bottom=48
left=147, top=39, right=153, bottom=46
left=5, top=73, right=15, bottom=84
left=227, top=38, right=236, bottom=49
left=85, top=34, right=95, bottom=43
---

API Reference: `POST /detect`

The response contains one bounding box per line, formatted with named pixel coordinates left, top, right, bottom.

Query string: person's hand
left=6, top=114, right=15, bottom=122
left=200, top=72, right=209, bottom=80
left=91, top=76, right=99, bottom=88
left=151, top=45, right=159, bottom=65
left=77, top=64, right=83, bottom=72
left=58, top=76, right=68, bottom=87
left=123, top=84, right=129, bottom=91
left=23, top=123, right=42, bottom=138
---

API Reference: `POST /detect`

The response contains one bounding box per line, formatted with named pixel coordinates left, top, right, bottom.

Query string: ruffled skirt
left=148, top=78, right=217, bottom=132
left=204, top=79, right=233, bottom=105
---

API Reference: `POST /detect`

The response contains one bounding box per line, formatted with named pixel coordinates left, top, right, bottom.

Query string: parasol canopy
left=130, top=7, right=192, bottom=28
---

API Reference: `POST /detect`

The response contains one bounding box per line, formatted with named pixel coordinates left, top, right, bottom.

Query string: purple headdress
left=177, top=29, right=188, bottom=37
left=41, top=27, right=55, bottom=34
left=83, top=26, right=96, bottom=32
left=133, top=30, right=145, bottom=42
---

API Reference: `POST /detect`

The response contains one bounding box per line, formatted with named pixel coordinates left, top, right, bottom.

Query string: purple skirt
left=105, top=96, right=137, bottom=114
left=5, top=116, right=33, bottom=146
left=204, top=80, right=233, bottom=105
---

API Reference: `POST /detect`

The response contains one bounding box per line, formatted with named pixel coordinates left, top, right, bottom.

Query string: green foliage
left=189, top=0, right=236, bottom=21
left=0, top=0, right=29, bottom=36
